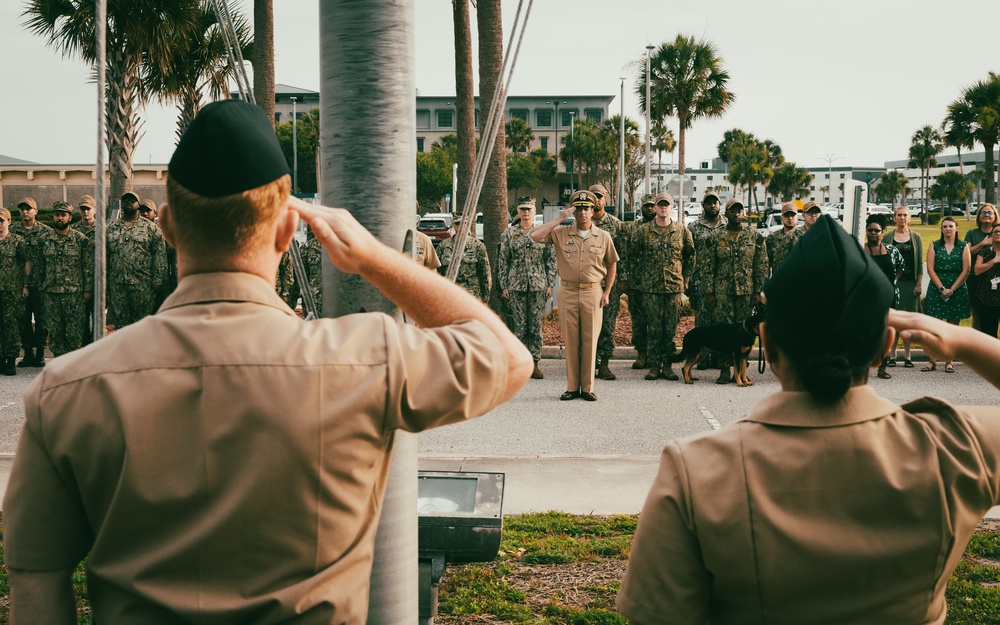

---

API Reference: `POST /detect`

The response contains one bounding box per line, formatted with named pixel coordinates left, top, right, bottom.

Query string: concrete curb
left=541, top=346, right=933, bottom=361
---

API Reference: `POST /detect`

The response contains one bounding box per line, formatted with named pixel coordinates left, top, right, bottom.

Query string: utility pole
left=569, top=111, right=576, bottom=195
left=618, top=77, right=625, bottom=218
left=291, top=96, right=298, bottom=194
left=644, top=44, right=653, bottom=196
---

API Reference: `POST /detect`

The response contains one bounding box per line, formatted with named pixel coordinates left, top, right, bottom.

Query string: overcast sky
left=2, top=0, right=997, bottom=170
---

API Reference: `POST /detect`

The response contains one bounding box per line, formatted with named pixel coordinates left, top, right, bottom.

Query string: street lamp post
left=569, top=111, right=576, bottom=195
left=618, top=77, right=625, bottom=218
left=291, top=96, right=299, bottom=194
left=644, top=44, right=654, bottom=196
left=817, top=153, right=843, bottom=203
left=547, top=99, right=567, bottom=200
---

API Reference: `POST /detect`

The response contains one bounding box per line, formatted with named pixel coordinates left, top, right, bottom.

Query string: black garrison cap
left=764, top=215, right=894, bottom=345
left=168, top=100, right=290, bottom=198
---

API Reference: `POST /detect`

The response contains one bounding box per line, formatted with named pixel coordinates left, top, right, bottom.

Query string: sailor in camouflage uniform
left=11, top=197, right=53, bottom=367
left=499, top=198, right=556, bottom=379
left=106, top=191, right=167, bottom=328
left=623, top=194, right=656, bottom=368
left=686, top=191, right=727, bottom=333
left=765, top=202, right=803, bottom=274
left=633, top=192, right=696, bottom=381
left=589, top=184, right=625, bottom=380
left=701, top=199, right=768, bottom=384
left=77, top=194, right=98, bottom=240
left=300, top=227, right=324, bottom=313
left=36, top=202, right=93, bottom=357
left=0, top=208, right=28, bottom=375
left=437, top=215, right=492, bottom=302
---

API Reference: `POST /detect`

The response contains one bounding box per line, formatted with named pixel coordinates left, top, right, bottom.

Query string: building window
left=274, top=113, right=281, bottom=123
left=540, top=137, right=548, bottom=150
left=417, top=137, right=425, bottom=152
left=416, top=109, right=430, bottom=130
left=561, top=109, right=578, bottom=127
left=536, top=110, right=553, bottom=127
left=437, top=110, right=454, bottom=129
left=510, top=109, right=528, bottom=122
left=707, top=175, right=713, bottom=181
left=810, top=185, right=815, bottom=190
left=691, top=175, right=697, bottom=181
left=585, top=109, right=603, bottom=123
left=840, top=173, right=845, bottom=179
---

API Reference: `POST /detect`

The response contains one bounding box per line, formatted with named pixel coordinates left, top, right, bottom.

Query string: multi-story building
left=884, top=149, right=999, bottom=206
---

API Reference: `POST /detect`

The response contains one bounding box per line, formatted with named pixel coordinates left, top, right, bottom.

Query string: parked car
left=416, top=217, right=452, bottom=246
left=421, top=212, right=453, bottom=228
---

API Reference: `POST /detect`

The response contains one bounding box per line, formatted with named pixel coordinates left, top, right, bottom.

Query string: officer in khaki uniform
left=532, top=190, right=618, bottom=401
left=3, top=100, right=532, bottom=625
left=619, top=217, right=1000, bottom=624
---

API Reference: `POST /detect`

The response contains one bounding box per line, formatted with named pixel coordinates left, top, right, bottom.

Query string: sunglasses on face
left=867, top=228, right=882, bottom=233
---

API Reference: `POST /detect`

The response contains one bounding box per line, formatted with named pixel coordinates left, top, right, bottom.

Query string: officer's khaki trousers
left=559, top=283, right=603, bottom=393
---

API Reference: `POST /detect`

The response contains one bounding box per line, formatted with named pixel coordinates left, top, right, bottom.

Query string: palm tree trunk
left=985, top=143, right=997, bottom=205
left=177, top=86, right=202, bottom=144
left=477, top=0, right=507, bottom=312
left=453, top=0, right=475, bottom=214
left=676, top=125, right=686, bottom=224
left=319, top=3, right=418, bottom=620
left=253, top=0, right=275, bottom=125
left=106, top=44, right=140, bottom=214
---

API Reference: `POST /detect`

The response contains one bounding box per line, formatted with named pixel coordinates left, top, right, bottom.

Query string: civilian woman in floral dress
left=964, top=203, right=997, bottom=330
left=883, top=206, right=923, bottom=368
left=972, top=223, right=1000, bottom=338
left=864, top=217, right=903, bottom=379
left=922, top=216, right=971, bottom=372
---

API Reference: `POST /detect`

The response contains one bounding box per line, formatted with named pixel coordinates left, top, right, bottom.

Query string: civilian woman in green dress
left=922, top=216, right=971, bottom=372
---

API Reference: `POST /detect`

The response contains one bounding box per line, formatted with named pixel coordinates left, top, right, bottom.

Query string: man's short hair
left=166, top=174, right=291, bottom=263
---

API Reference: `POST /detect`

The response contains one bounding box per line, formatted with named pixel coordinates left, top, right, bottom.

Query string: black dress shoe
left=560, top=391, right=579, bottom=401
left=580, top=391, right=597, bottom=401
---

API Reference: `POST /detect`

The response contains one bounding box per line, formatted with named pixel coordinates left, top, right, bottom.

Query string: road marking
left=698, top=405, right=722, bottom=430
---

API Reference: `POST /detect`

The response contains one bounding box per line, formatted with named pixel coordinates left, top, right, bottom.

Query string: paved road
left=3, top=357, right=999, bottom=515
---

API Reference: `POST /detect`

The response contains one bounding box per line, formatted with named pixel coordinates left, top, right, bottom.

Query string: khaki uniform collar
left=742, top=385, right=901, bottom=428
left=159, top=272, right=297, bottom=318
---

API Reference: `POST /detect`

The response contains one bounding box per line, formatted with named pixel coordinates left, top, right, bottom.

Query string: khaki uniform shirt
left=544, top=224, right=619, bottom=284
left=618, top=386, right=1000, bottom=625
left=3, top=272, right=509, bottom=625
left=412, top=230, right=441, bottom=269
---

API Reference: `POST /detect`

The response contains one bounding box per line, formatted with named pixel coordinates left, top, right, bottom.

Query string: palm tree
left=603, top=114, right=640, bottom=203
left=142, top=1, right=253, bottom=143
left=717, top=128, right=754, bottom=194
left=929, top=170, right=976, bottom=216
left=23, top=0, right=198, bottom=204
left=959, top=73, right=1000, bottom=205
left=874, top=171, right=909, bottom=206
left=908, top=125, right=943, bottom=215
left=767, top=162, right=813, bottom=202
left=505, top=117, right=535, bottom=152
left=726, top=140, right=771, bottom=210
left=651, top=123, right=676, bottom=190
left=452, top=0, right=475, bottom=214
left=969, top=167, right=988, bottom=205
left=638, top=34, right=735, bottom=220
left=253, top=0, right=274, bottom=125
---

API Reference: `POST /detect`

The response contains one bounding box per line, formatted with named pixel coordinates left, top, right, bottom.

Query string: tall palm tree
left=717, top=128, right=753, bottom=194
left=767, top=162, right=813, bottom=202
left=874, top=171, right=909, bottom=206
left=452, top=0, right=475, bottom=215
left=253, top=0, right=274, bottom=125
left=960, top=73, right=1000, bottom=205
left=929, top=170, right=975, bottom=217
left=726, top=140, right=771, bottom=210
left=477, top=0, right=507, bottom=312
left=908, top=125, right=943, bottom=215
left=604, top=114, right=640, bottom=204
left=638, top=34, right=735, bottom=221
left=505, top=117, right=535, bottom=152
left=23, top=0, right=198, bottom=204
left=142, top=1, right=253, bottom=143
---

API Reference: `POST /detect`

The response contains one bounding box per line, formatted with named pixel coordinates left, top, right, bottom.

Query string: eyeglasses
left=867, top=228, right=882, bottom=233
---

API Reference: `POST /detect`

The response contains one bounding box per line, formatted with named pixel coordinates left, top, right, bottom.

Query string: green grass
left=2, top=512, right=998, bottom=624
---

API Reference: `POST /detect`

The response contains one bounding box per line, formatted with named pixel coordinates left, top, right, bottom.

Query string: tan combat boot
left=631, top=350, right=647, bottom=369
left=598, top=360, right=616, bottom=380
left=644, top=364, right=662, bottom=380
left=531, top=360, right=544, bottom=379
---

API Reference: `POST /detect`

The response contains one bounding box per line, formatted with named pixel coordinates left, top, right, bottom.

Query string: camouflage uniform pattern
left=10, top=221, right=53, bottom=353
left=633, top=220, right=696, bottom=368
left=37, top=228, right=94, bottom=357
left=687, top=216, right=727, bottom=327
left=300, top=234, right=323, bottom=309
left=591, top=212, right=624, bottom=360
left=106, top=217, right=167, bottom=327
left=498, top=224, right=556, bottom=360
left=78, top=221, right=96, bottom=240
left=765, top=227, right=802, bottom=275
left=76, top=221, right=96, bottom=343
left=276, top=250, right=294, bottom=302
left=621, top=218, right=652, bottom=352
left=0, top=234, right=28, bottom=358
left=702, top=226, right=769, bottom=366
left=437, top=236, right=492, bottom=302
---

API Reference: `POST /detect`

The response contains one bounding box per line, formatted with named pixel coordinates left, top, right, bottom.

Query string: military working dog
left=669, top=303, right=766, bottom=386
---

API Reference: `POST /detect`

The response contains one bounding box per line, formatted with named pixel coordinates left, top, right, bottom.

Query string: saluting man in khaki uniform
left=3, top=100, right=532, bottom=625
left=532, top=190, right=618, bottom=401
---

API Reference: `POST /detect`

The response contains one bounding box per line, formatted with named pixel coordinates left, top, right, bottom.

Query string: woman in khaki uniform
left=619, top=216, right=1000, bottom=624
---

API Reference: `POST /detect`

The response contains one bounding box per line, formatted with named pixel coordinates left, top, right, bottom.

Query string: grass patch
left=501, top=512, right=636, bottom=564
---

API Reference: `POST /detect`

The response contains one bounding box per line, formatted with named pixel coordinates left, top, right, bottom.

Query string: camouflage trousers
left=691, top=282, right=719, bottom=328
left=503, top=290, right=546, bottom=361
left=714, top=293, right=756, bottom=367
left=19, top=285, right=47, bottom=351
left=109, top=285, right=157, bottom=329
left=644, top=292, right=682, bottom=368
left=1, top=290, right=24, bottom=359
left=597, top=291, right=622, bottom=361
left=44, top=292, right=87, bottom=357
left=628, top=290, right=646, bottom=353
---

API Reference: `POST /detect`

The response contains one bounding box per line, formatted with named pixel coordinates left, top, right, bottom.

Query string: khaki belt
left=561, top=281, right=598, bottom=289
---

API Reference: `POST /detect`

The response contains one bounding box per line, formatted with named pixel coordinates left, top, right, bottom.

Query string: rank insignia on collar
left=720, top=241, right=727, bottom=247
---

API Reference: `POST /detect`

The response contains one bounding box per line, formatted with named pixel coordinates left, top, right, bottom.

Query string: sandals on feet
left=885, top=358, right=897, bottom=368
left=944, top=363, right=955, bottom=373
left=877, top=369, right=892, bottom=379
left=921, top=363, right=936, bottom=372
left=903, top=359, right=914, bottom=368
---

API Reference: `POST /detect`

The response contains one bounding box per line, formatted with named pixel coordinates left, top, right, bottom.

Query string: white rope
left=446, top=0, right=534, bottom=281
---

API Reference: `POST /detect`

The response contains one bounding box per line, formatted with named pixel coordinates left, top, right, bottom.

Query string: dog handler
left=619, top=215, right=1000, bottom=624
left=3, top=100, right=532, bottom=625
